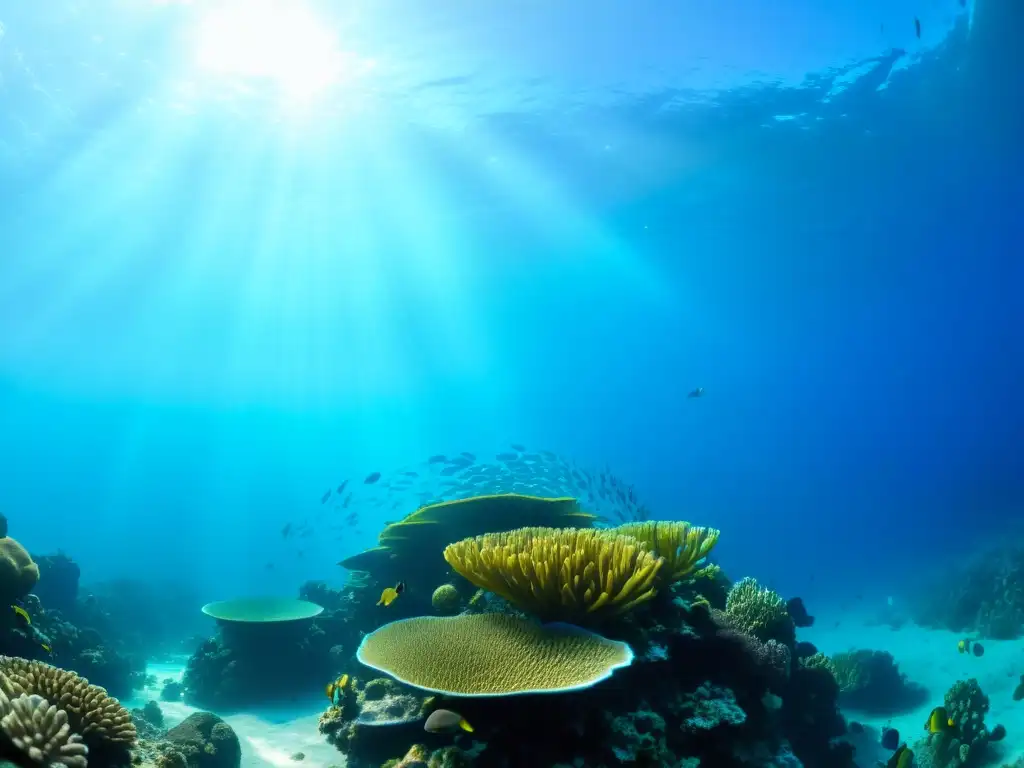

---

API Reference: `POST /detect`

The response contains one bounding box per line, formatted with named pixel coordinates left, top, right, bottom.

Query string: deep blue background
left=0, top=0, right=1019, bottom=604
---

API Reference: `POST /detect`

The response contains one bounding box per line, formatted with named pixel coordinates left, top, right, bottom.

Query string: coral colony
left=0, top=493, right=1014, bottom=767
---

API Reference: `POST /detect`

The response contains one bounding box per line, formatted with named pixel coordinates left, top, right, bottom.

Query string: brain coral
left=356, top=613, right=633, bottom=696
left=0, top=657, right=136, bottom=745
left=0, top=537, right=39, bottom=601
left=431, top=584, right=461, bottom=614
left=443, top=526, right=663, bottom=623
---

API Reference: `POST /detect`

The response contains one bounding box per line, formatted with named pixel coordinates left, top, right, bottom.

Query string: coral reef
left=340, top=494, right=597, bottom=590
left=162, top=712, right=241, bottom=768
left=356, top=613, right=633, bottom=695
left=430, top=585, right=461, bottom=615
left=0, top=538, right=39, bottom=603
left=0, top=657, right=136, bottom=747
left=183, top=590, right=358, bottom=709
left=0, top=689, right=88, bottom=768
left=443, top=527, right=663, bottom=623
left=723, top=577, right=795, bottom=646
left=912, top=545, right=1024, bottom=639
left=830, top=648, right=927, bottom=713
left=614, top=521, right=720, bottom=584
left=319, top=497, right=851, bottom=768
left=914, top=678, right=994, bottom=768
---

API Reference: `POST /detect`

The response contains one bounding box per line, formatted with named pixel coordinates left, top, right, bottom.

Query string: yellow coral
left=356, top=613, right=633, bottom=696
left=443, top=526, right=663, bottom=622
left=340, top=494, right=597, bottom=586
left=0, top=538, right=39, bottom=601
left=614, top=522, right=720, bottom=584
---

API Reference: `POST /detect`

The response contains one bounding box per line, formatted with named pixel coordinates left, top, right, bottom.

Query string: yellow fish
left=423, top=708, right=474, bottom=734
left=11, top=605, right=30, bottom=625
left=40, top=643, right=51, bottom=654
left=377, top=581, right=406, bottom=607
left=925, top=706, right=955, bottom=734
left=325, top=674, right=349, bottom=706
left=957, top=639, right=967, bottom=654
left=885, top=744, right=913, bottom=768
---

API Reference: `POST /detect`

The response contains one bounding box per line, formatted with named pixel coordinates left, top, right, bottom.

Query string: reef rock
left=164, top=712, right=241, bottom=768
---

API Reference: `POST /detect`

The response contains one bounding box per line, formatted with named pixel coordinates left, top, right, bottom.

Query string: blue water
left=0, top=0, right=1020, bottom=610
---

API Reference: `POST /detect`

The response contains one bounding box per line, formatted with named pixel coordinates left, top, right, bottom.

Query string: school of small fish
left=274, top=444, right=650, bottom=566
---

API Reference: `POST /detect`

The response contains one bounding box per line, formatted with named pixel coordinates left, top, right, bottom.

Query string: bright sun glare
left=195, top=1, right=347, bottom=100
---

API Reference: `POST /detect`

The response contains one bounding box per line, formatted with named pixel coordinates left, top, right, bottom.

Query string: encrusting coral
left=355, top=613, right=633, bottom=696
left=0, top=537, right=39, bottom=602
left=0, top=689, right=89, bottom=768
left=0, top=657, right=136, bottom=745
left=613, top=522, right=720, bottom=585
left=443, top=526, right=663, bottom=622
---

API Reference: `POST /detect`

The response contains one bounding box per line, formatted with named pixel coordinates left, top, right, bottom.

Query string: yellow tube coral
left=443, top=526, right=663, bottom=623
left=614, top=521, right=720, bottom=584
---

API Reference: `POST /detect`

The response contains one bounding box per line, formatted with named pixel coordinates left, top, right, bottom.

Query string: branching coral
left=614, top=522, right=720, bottom=585
left=0, top=690, right=89, bottom=768
left=724, top=577, right=794, bottom=645
left=355, top=613, right=633, bottom=696
left=0, top=658, right=135, bottom=745
left=443, top=526, right=663, bottom=622
left=799, top=652, right=837, bottom=677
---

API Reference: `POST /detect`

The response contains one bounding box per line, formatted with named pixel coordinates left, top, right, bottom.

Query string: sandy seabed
left=804, top=611, right=1024, bottom=768
left=127, top=616, right=1024, bottom=768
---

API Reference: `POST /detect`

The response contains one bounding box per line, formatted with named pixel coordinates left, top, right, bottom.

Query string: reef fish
left=957, top=638, right=985, bottom=657
left=884, top=744, right=913, bottom=768
left=687, top=387, right=705, bottom=398
left=325, top=674, right=349, bottom=706
left=925, top=706, right=955, bottom=734
left=364, top=472, right=381, bottom=484
left=377, top=581, right=405, bottom=607
left=11, top=605, right=30, bottom=625
left=424, top=708, right=474, bottom=734
left=914, top=17, right=921, bottom=38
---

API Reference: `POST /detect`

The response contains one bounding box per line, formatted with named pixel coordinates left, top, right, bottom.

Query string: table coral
left=356, top=613, right=633, bottom=696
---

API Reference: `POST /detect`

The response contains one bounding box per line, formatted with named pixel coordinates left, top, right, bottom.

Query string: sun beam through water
left=193, top=0, right=352, bottom=103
